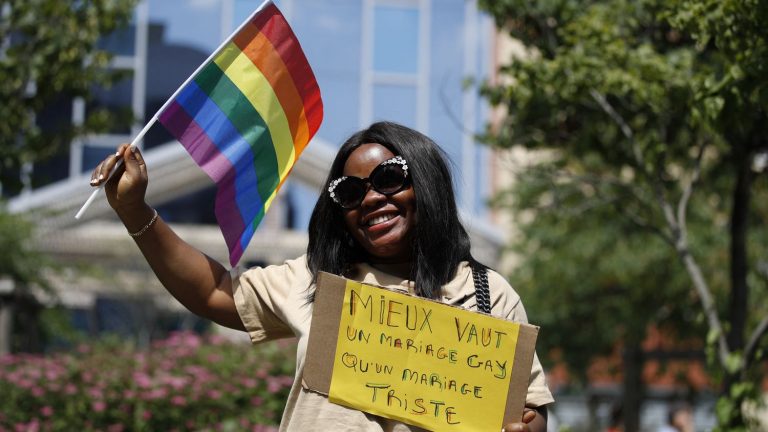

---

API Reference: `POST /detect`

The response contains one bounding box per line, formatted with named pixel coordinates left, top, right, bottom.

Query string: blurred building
left=6, top=0, right=503, bottom=338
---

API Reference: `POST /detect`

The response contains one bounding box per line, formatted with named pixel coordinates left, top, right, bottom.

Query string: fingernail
left=99, top=174, right=104, bottom=180
left=115, top=150, right=121, bottom=156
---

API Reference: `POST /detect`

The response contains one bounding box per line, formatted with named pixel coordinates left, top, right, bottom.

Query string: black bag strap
left=471, top=262, right=491, bottom=314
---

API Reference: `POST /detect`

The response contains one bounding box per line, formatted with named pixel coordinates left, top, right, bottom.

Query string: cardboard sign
left=303, top=272, right=539, bottom=431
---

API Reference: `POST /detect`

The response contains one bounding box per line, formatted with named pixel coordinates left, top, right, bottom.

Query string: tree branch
left=649, top=159, right=682, bottom=247
left=654, top=152, right=731, bottom=367
left=678, top=247, right=731, bottom=366
left=660, top=154, right=731, bottom=366
left=590, top=89, right=634, bottom=141
left=589, top=89, right=651, bottom=186
left=657, top=185, right=679, bottom=234
left=744, top=316, right=768, bottom=370
left=589, top=88, right=731, bottom=366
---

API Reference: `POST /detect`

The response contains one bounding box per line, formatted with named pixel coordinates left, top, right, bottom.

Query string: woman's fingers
left=89, top=144, right=131, bottom=187
left=87, top=143, right=148, bottom=211
left=501, top=409, right=536, bottom=432
left=90, top=152, right=119, bottom=186
left=501, top=423, right=529, bottom=432
left=124, top=145, right=147, bottom=180
left=99, top=153, right=117, bottom=182
left=136, top=146, right=147, bottom=178
left=522, top=408, right=536, bottom=423
left=90, top=160, right=104, bottom=185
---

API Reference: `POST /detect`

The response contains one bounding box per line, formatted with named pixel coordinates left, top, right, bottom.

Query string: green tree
left=0, top=0, right=135, bottom=353
left=0, top=0, right=135, bottom=192
left=478, top=0, right=768, bottom=430
left=0, top=208, right=47, bottom=354
left=493, top=164, right=718, bottom=430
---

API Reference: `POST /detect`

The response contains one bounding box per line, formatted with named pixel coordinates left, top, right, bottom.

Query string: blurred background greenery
left=478, top=0, right=768, bottom=430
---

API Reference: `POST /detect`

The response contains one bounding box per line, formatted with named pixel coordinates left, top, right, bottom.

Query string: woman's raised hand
left=88, top=144, right=241, bottom=329
left=89, top=144, right=148, bottom=212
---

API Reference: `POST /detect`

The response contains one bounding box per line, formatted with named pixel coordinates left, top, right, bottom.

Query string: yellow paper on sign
left=327, top=280, right=520, bottom=431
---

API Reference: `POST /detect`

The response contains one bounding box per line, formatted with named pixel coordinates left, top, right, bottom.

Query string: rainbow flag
left=158, top=1, right=323, bottom=266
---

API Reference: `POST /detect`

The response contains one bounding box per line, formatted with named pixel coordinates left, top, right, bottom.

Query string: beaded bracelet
left=128, top=208, right=159, bottom=238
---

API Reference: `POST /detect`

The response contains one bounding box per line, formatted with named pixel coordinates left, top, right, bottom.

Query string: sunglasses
left=328, top=156, right=410, bottom=209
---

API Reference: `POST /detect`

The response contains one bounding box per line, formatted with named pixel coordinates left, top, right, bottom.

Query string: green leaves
left=0, top=0, right=136, bottom=192
left=724, top=352, right=743, bottom=375
left=479, top=1, right=768, bottom=427
left=668, top=0, right=768, bottom=141
left=0, top=1, right=135, bottom=337
left=0, top=204, right=48, bottom=287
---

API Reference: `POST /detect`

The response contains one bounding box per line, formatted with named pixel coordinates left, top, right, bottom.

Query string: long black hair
left=307, top=121, right=479, bottom=299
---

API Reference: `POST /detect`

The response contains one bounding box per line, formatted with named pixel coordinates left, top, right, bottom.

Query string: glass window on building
left=365, top=2, right=422, bottom=131
left=373, top=83, right=417, bottom=129
left=27, top=96, right=75, bottom=189
left=373, top=5, right=419, bottom=74
left=97, top=22, right=136, bottom=56
left=78, top=71, right=135, bottom=175
left=147, top=0, right=223, bottom=54
left=291, top=0, right=363, bottom=147
left=81, top=145, right=120, bottom=175
left=143, top=0, right=226, bottom=149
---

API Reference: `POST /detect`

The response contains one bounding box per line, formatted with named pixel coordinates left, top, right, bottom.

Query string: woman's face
left=341, top=143, right=417, bottom=263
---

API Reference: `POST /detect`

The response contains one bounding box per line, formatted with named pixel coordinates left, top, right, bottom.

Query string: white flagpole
left=74, top=0, right=274, bottom=219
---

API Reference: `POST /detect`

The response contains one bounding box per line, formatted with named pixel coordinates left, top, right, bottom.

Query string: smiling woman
left=339, top=144, right=417, bottom=264
left=89, top=121, right=553, bottom=432
left=308, top=122, right=473, bottom=300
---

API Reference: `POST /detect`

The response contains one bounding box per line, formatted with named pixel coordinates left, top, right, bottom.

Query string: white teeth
left=368, top=215, right=395, bottom=226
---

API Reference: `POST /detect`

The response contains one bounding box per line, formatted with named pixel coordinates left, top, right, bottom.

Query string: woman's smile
left=367, top=214, right=396, bottom=226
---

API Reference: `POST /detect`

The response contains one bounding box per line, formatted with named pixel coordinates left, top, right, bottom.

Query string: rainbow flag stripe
left=158, top=1, right=322, bottom=266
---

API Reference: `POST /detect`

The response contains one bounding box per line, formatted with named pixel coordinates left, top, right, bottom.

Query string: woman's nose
left=359, top=184, right=387, bottom=208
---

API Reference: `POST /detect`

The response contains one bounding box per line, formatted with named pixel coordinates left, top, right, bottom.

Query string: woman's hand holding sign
left=502, top=406, right=546, bottom=432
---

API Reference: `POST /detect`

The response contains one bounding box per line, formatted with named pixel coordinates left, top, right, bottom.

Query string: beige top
left=232, top=255, right=554, bottom=432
